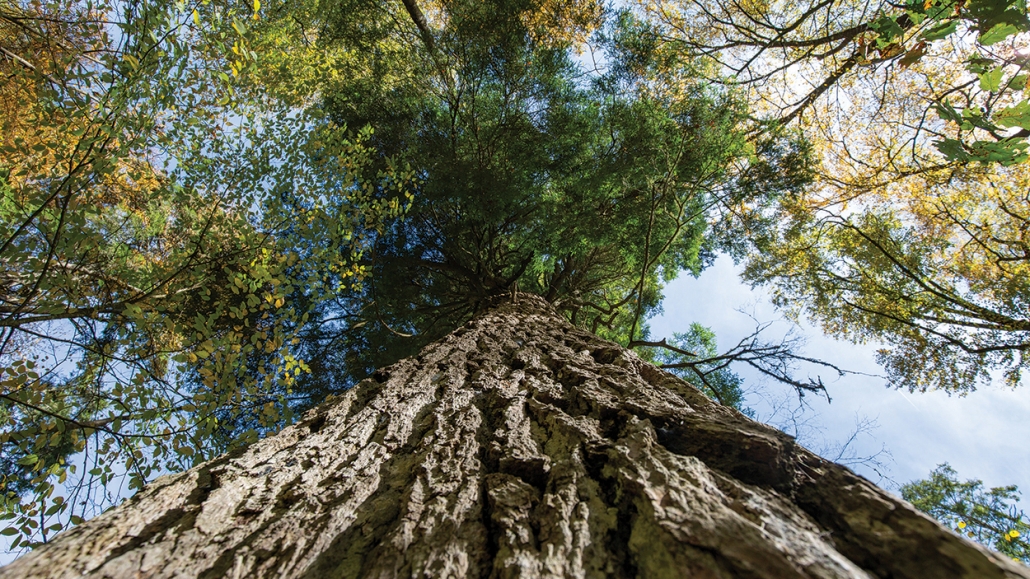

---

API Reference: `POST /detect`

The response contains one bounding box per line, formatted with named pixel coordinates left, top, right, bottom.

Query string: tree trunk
left=2, top=296, right=1027, bottom=578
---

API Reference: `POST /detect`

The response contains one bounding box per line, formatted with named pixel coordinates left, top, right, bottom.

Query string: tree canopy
left=639, top=0, right=1030, bottom=392
left=0, top=0, right=408, bottom=546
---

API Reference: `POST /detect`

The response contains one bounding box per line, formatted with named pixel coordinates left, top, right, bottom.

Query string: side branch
left=628, top=338, right=698, bottom=358
left=401, top=0, right=434, bottom=51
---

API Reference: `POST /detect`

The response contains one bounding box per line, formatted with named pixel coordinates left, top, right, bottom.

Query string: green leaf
left=960, top=139, right=1030, bottom=165
left=871, top=15, right=905, bottom=43
left=980, top=22, right=1020, bottom=46
left=16, top=454, right=38, bottom=467
left=994, top=101, right=1030, bottom=129
left=980, top=67, right=1005, bottom=92
left=935, top=102, right=963, bottom=123
left=905, top=9, right=927, bottom=26
left=921, top=20, right=957, bottom=41
left=935, top=138, right=969, bottom=161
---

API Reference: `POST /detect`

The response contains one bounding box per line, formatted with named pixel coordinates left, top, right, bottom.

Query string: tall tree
left=248, top=0, right=815, bottom=406
left=0, top=296, right=1027, bottom=578
left=3, top=0, right=1017, bottom=570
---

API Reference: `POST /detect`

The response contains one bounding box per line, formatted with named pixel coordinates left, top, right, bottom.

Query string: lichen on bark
left=2, top=296, right=1027, bottom=578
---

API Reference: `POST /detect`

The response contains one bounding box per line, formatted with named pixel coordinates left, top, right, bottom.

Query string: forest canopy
left=0, top=0, right=1028, bottom=553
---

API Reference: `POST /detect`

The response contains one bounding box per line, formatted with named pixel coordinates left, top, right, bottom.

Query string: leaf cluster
left=0, top=0, right=410, bottom=549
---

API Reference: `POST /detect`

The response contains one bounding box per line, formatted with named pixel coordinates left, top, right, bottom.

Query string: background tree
left=903, top=463, right=1030, bottom=564
left=644, top=323, right=751, bottom=410
left=635, top=0, right=1030, bottom=391
left=0, top=0, right=409, bottom=548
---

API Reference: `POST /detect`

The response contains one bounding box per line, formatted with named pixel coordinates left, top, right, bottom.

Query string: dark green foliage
left=279, top=1, right=812, bottom=401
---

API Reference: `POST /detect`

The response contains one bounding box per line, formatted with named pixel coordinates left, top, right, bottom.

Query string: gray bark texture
left=2, top=295, right=1028, bottom=578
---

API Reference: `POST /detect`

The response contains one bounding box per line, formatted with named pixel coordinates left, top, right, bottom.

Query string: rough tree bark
left=2, top=296, right=1028, bottom=578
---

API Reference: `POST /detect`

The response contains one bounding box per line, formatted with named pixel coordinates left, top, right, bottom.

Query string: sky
left=651, top=255, right=1030, bottom=500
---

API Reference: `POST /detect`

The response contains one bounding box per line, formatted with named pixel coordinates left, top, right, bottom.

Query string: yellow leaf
left=192, top=8, right=200, bottom=26
left=958, top=521, right=966, bottom=529
left=1011, top=530, right=1021, bottom=538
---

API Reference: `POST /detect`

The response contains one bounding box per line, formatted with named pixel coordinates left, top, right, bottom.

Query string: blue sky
left=652, top=255, right=1030, bottom=499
